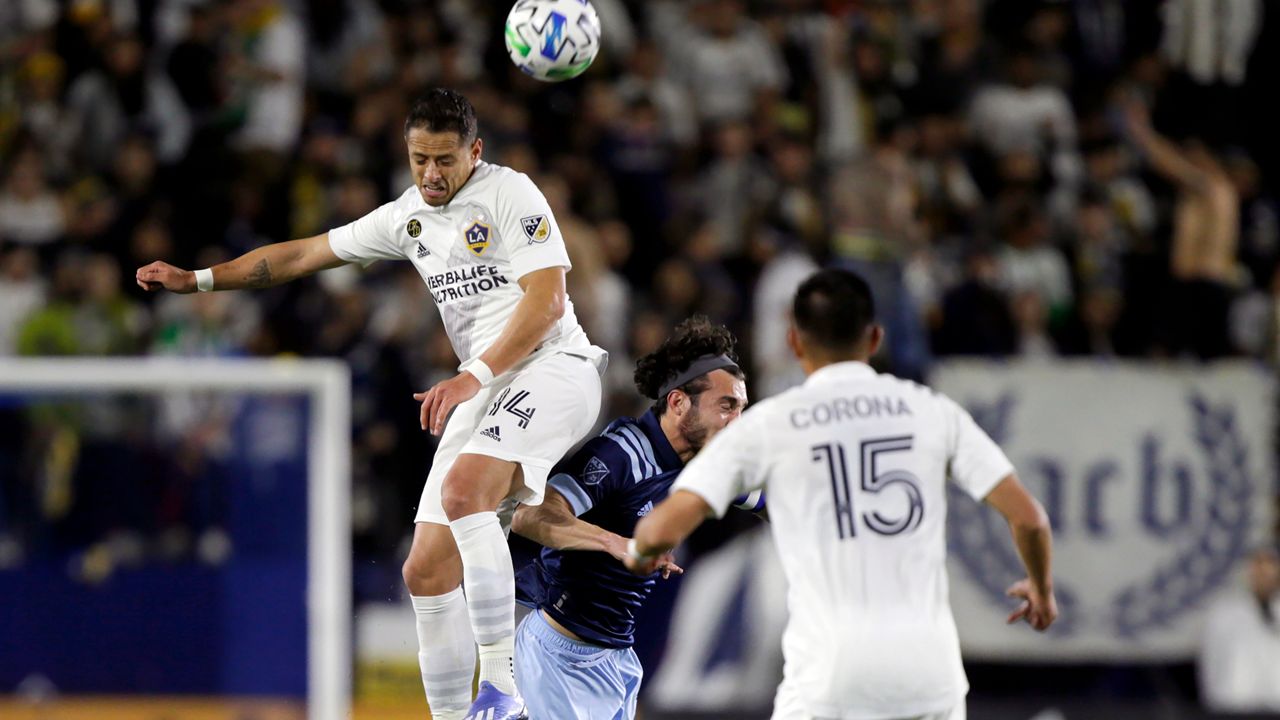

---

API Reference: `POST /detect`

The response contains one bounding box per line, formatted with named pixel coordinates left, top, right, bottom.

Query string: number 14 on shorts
left=489, top=387, right=537, bottom=429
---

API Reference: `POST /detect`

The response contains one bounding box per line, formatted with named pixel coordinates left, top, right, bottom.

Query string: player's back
left=748, top=362, right=1010, bottom=717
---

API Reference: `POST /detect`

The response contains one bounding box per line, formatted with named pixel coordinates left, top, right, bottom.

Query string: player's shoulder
left=565, top=424, right=640, bottom=481
left=879, top=372, right=945, bottom=399
left=468, top=161, right=536, bottom=196
left=387, top=185, right=424, bottom=214
left=871, top=373, right=961, bottom=418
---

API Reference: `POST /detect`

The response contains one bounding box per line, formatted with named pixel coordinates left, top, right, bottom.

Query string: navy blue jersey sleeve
left=546, top=436, right=633, bottom=516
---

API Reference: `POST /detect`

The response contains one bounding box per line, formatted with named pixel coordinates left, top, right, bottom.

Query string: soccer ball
left=504, top=0, right=602, bottom=82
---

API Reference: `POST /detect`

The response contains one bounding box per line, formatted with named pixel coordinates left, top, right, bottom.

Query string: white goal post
left=0, top=357, right=352, bottom=720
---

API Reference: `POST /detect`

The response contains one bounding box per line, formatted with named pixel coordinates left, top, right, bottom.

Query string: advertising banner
left=935, top=360, right=1275, bottom=661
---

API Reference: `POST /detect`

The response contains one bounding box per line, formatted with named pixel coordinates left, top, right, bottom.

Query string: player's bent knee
left=401, top=536, right=462, bottom=596
left=402, top=555, right=460, bottom=596
left=440, top=472, right=503, bottom=521
left=440, top=484, right=480, bottom=522
left=440, top=454, right=519, bottom=522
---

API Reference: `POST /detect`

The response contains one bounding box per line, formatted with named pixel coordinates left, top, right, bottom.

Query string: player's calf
left=403, top=523, right=474, bottom=720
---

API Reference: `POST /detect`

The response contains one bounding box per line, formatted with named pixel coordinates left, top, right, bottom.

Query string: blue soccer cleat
left=464, top=681, right=528, bottom=720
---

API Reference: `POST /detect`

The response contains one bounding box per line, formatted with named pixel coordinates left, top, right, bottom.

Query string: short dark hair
left=634, top=315, right=744, bottom=416
left=404, top=88, right=476, bottom=141
left=793, top=269, right=876, bottom=353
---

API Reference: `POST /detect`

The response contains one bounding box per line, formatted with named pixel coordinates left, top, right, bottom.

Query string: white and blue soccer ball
left=504, top=0, right=602, bottom=82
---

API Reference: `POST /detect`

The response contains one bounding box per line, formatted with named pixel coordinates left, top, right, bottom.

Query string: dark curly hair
left=634, top=316, right=744, bottom=416
left=404, top=87, right=476, bottom=141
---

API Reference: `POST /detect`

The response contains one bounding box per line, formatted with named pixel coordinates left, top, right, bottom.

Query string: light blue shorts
left=514, top=609, right=643, bottom=720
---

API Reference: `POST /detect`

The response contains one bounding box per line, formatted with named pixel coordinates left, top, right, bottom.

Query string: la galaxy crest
left=406, top=219, right=422, bottom=238
left=464, top=220, right=491, bottom=256
left=521, top=214, right=550, bottom=244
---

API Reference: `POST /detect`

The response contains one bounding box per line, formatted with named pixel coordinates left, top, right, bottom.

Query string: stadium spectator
left=1080, top=134, right=1157, bottom=243
left=995, top=196, right=1074, bottom=321
left=1011, top=289, right=1059, bottom=358
left=664, top=0, right=788, bottom=128
left=0, top=146, right=65, bottom=250
left=969, top=44, right=1080, bottom=175
left=613, top=40, right=698, bottom=150
left=935, top=245, right=1018, bottom=357
left=14, top=51, right=72, bottom=176
left=61, top=31, right=190, bottom=169
left=1122, top=96, right=1240, bottom=358
left=1067, top=188, right=1128, bottom=293
left=692, top=120, right=774, bottom=258
left=226, top=0, right=306, bottom=191
left=0, top=247, right=46, bottom=356
left=304, top=0, right=394, bottom=100
left=1230, top=265, right=1280, bottom=364
left=1199, top=545, right=1280, bottom=713
left=1225, top=150, right=1280, bottom=291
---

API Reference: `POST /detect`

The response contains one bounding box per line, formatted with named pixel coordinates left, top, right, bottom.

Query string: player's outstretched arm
left=513, top=489, right=626, bottom=558
left=984, top=473, right=1057, bottom=631
left=136, top=234, right=346, bottom=294
left=512, top=489, right=684, bottom=578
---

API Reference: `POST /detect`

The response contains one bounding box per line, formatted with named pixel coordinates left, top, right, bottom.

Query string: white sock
left=412, top=587, right=475, bottom=720
left=478, top=635, right=515, bottom=695
left=450, top=511, right=517, bottom=696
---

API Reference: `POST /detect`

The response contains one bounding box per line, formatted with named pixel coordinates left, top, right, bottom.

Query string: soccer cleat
left=464, top=681, right=528, bottom=720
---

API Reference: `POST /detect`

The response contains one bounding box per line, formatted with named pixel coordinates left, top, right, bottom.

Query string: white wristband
left=194, top=268, right=214, bottom=293
left=627, top=538, right=656, bottom=563
left=466, top=359, right=495, bottom=386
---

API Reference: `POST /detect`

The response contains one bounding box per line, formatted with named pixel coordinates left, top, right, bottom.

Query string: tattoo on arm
left=245, top=259, right=273, bottom=288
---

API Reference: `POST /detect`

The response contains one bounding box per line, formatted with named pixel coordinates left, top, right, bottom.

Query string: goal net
left=0, top=357, right=351, bottom=720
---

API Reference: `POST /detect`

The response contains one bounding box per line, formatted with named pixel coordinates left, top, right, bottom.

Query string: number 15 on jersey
left=812, top=436, right=925, bottom=539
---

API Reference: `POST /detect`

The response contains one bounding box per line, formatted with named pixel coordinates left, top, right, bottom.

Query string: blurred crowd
left=1, top=0, right=1278, bottom=573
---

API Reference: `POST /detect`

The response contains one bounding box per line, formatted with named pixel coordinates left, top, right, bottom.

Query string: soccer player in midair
left=137, top=88, right=605, bottom=720
left=627, top=269, right=1057, bottom=720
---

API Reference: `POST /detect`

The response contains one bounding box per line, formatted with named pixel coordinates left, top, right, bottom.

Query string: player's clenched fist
left=136, top=261, right=196, bottom=293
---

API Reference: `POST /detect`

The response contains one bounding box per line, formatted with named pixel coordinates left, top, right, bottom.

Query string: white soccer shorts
left=770, top=679, right=966, bottom=720
left=414, top=351, right=604, bottom=526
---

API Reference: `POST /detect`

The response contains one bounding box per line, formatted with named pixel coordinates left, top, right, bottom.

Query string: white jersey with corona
left=673, top=361, right=1014, bottom=719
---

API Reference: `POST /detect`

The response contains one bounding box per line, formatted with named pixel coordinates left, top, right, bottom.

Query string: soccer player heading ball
left=137, top=88, right=607, bottom=720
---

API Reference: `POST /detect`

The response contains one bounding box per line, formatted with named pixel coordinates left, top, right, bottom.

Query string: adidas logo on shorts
left=480, top=426, right=502, bottom=442
left=416, top=242, right=430, bottom=258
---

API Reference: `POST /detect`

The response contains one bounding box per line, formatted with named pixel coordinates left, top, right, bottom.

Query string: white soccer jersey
left=328, top=160, right=601, bottom=367
left=672, top=361, right=1013, bottom=720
